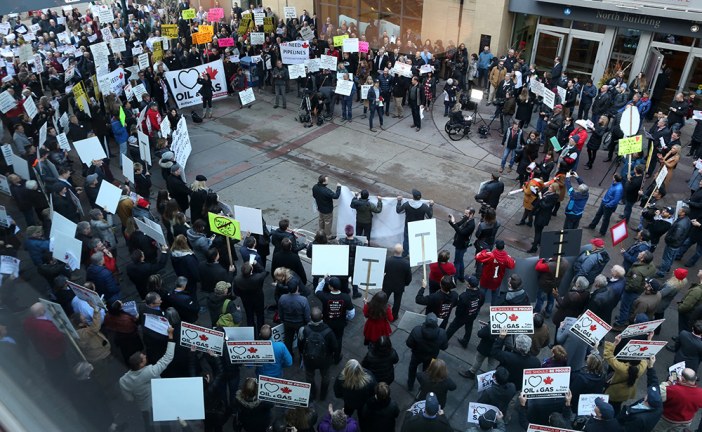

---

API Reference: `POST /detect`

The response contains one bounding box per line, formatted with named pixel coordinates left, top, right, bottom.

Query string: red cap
left=674, top=268, right=688, bottom=280
left=590, top=238, right=605, bottom=248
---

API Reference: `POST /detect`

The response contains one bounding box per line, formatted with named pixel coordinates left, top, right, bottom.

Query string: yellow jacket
left=76, top=309, right=111, bottom=363
left=489, top=66, right=507, bottom=88
left=603, top=341, right=647, bottom=402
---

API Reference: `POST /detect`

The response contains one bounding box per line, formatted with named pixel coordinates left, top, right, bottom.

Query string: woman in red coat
left=363, top=291, right=393, bottom=345
left=428, top=250, right=456, bottom=293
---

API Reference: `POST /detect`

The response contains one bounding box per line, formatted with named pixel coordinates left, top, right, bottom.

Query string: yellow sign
left=199, top=25, right=214, bottom=36
left=161, top=24, right=178, bottom=38
left=191, top=32, right=212, bottom=45
left=618, top=134, right=643, bottom=156
left=152, top=41, right=163, bottom=62
left=181, top=8, right=196, bottom=20
left=72, top=82, right=88, bottom=114
left=263, top=17, right=275, bottom=34
left=238, top=17, right=252, bottom=35
left=333, top=34, right=348, bottom=47
left=208, top=213, right=241, bottom=239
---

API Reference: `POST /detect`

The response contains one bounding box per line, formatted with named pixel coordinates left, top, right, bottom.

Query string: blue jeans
left=535, top=290, right=554, bottom=315
left=341, top=99, right=352, bottom=120
left=536, top=116, right=547, bottom=145
left=658, top=245, right=681, bottom=275
left=675, top=237, right=694, bottom=260
left=623, top=200, right=635, bottom=224
left=500, top=147, right=516, bottom=170
left=480, top=287, right=499, bottom=305
left=369, top=105, right=383, bottom=129
left=616, top=291, right=640, bottom=326
left=454, top=247, right=467, bottom=281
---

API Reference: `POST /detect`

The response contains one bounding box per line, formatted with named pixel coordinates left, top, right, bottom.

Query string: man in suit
left=382, top=244, right=412, bottom=320
left=407, top=76, right=425, bottom=131
left=127, top=247, right=169, bottom=300
left=551, top=56, right=563, bottom=85
left=299, top=9, right=312, bottom=24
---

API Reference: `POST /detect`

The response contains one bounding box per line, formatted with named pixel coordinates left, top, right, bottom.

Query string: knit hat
left=424, top=392, right=439, bottom=416
left=645, top=278, right=662, bottom=292
left=425, top=313, right=438, bottom=326
left=86, top=173, right=98, bottom=184
left=570, top=135, right=580, bottom=145
left=447, top=78, right=453, bottom=85
left=170, top=163, right=181, bottom=173
left=674, top=268, right=688, bottom=280
left=214, top=281, right=231, bottom=295
left=595, top=398, right=615, bottom=420
left=478, top=409, right=498, bottom=430
left=590, top=238, right=605, bottom=248
left=161, top=151, right=175, bottom=161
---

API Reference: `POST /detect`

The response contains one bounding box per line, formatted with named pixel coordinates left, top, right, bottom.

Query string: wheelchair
left=444, top=110, right=473, bottom=141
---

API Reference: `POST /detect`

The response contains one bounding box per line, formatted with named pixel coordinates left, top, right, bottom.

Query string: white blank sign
left=407, top=218, right=438, bottom=267
left=134, top=217, right=167, bottom=246
left=233, top=205, right=263, bottom=235
left=95, top=180, right=121, bottom=214
left=52, top=232, right=82, bottom=270
left=121, top=154, right=134, bottom=184
left=50, top=211, right=77, bottom=240
left=352, top=246, right=386, bottom=289
left=73, top=137, right=107, bottom=165
left=311, top=244, right=349, bottom=276
left=151, top=377, right=205, bottom=421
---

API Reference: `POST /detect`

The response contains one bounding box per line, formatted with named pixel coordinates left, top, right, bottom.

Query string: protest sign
left=134, top=217, right=167, bottom=246
left=52, top=232, right=81, bottom=270
left=208, top=213, right=241, bottom=240
left=132, top=83, right=147, bottom=103
left=477, top=370, right=496, bottom=392
left=96, top=5, right=114, bottom=23
left=615, top=340, right=667, bottom=360
left=239, top=88, right=256, bottom=105
left=342, top=38, right=359, bottom=53
left=569, top=309, right=611, bottom=346
left=335, top=79, right=353, bottom=96
left=238, top=17, right=252, bottom=35
left=23, top=96, right=38, bottom=120
left=578, top=394, right=608, bottom=416
left=522, top=367, right=571, bottom=399
left=182, top=8, right=196, bottom=19
left=288, top=64, right=306, bottom=79
left=542, top=88, right=555, bottom=109
left=669, top=361, right=685, bottom=381
left=311, top=245, right=350, bottom=276
left=233, top=205, right=263, bottom=234
left=180, top=322, right=225, bottom=355
left=218, top=37, right=234, bottom=47
left=619, top=319, right=665, bottom=338
left=263, top=17, right=275, bottom=33
left=50, top=211, right=77, bottom=240
left=95, top=180, right=122, bottom=214
left=1, top=144, right=12, bottom=166
left=208, top=8, right=224, bottom=21
left=227, top=341, right=275, bottom=363
left=39, top=298, right=79, bottom=340
left=110, top=37, right=126, bottom=53
left=0, top=177, right=10, bottom=197
left=254, top=12, right=265, bottom=25
left=73, top=137, right=107, bottom=165
left=407, top=219, right=438, bottom=267
left=306, top=58, right=320, bottom=73
left=467, top=402, right=499, bottom=424
left=618, top=135, right=643, bottom=156
left=527, top=424, right=578, bottom=432
left=152, top=41, right=163, bottom=62
left=138, top=53, right=150, bottom=71
left=655, top=166, right=668, bottom=189
left=12, top=154, right=30, bottom=180
left=152, top=378, right=205, bottom=421
left=67, top=281, right=105, bottom=309
left=271, top=324, right=285, bottom=343
left=224, top=327, right=255, bottom=341
left=0, top=206, right=8, bottom=226
left=333, top=34, right=349, bottom=46
left=90, top=42, right=110, bottom=67
left=280, top=41, right=310, bottom=65
left=320, top=55, right=337, bottom=70
left=101, top=27, right=113, bottom=42
left=392, top=62, right=413, bottom=78
left=0, top=255, right=20, bottom=278
left=19, top=44, right=33, bottom=64
left=284, top=7, right=296, bottom=18
left=97, top=67, right=126, bottom=96
left=300, top=26, right=314, bottom=41
left=144, top=313, right=169, bottom=335
left=557, top=86, right=566, bottom=104
left=359, top=41, right=369, bottom=53
left=33, top=54, right=44, bottom=73
left=352, top=246, right=386, bottom=290
left=121, top=154, right=135, bottom=184
left=165, top=59, right=228, bottom=108
left=489, top=305, right=534, bottom=334
left=161, top=25, right=178, bottom=39
left=137, top=130, right=152, bottom=165
left=0, top=90, right=16, bottom=113
left=258, top=375, right=311, bottom=407
left=361, top=85, right=371, bottom=99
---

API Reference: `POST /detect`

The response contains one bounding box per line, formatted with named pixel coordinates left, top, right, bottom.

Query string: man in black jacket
left=127, top=247, right=169, bottom=300
left=622, top=165, right=644, bottom=224
left=445, top=276, right=484, bottom=347
left=656, top=205, right=691, bottom=278
left=312, top=175, right=341, bottom=238
left=271, top=238, right=307, bottom=285
left=271, top=218, right=306, bottom=254
left=166, top=164, right=191, bottom=212
left=475, top=173, right=505, bottom=209
left=618, top=357, right=662, bottom=432
left=407, top=76, right=425, bottom=131
left=167, top=276, right=198, bottom=324
left=382, top=244, right=412, bottom=320
left=416, top=277, right=458, bottom=330
left=298, top=307, right=338, bottom=400
left=199, top=248, right=235, bottom=295
left=396, top=189, right=433, bottom=257
left=477, top=367, right=515, bottom=415
left=314, top=276, right=353, bottom=363
left=491, top=330, right=540, bottom=391
left=233, top=262, right=267, bottom=332
left=591, top=85, right=612, bottom=123
left=448, top=208, right=476, bottom=282
left=405, top=313, right=448, bottom=391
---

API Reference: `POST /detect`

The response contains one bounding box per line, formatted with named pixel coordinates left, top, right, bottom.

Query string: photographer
left=475, top=173, right=505, bottom=210
left=492, top=73, right=513, bottom=132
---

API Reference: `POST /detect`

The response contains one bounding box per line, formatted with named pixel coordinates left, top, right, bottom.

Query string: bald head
left=681, top=368, right=697, bottom=383
left=30, top=302, right=46, bottom=317
left=393, top=244, right=403, bottom=256
left=311, top=307, right=323, bottom=322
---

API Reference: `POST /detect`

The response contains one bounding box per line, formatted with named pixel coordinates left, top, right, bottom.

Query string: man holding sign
left=492, top=329, right=540, bottom=391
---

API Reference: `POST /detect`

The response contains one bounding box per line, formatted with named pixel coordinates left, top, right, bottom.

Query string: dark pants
left=532, top=224, right=546, bottom=248
left=563, top=214, right=582, bottom=229
left=283, top=322, right=304, bottom=356
left=407, top=355, right=432, bottom=388
left=615, top=291, right=639, bottom=326
left=589, top=203, right=616, bottom=235
left=381, top=91, right=391, bottom=115
left=326, top=319, right=345, bottom=362
left=446, top=314, right=476, bottom=343
left=356, top=222, right=372, bottom=241
left=383, top=288, right=403, bottom=321
left=586, top=148, right=597, bottom=167
left=410, top=103, right=421, bottom=129
left=369, top=104, right=383, bottom=129
left=304, top=362, right=331, bottom=400
left=454, top=246, right=467, bottom=281
left=243, top=298, right=265, bottom=333
left=578, top=102, right=592, bottom=120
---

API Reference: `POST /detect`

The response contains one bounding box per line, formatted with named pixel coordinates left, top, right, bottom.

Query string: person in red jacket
left=569, top=119, right=589, bottom=151
left=475, top=240, right=515, bottom=304
left=428, top=250, right=456, bottom=293
left=363, top=291, right=393, bottom=344
left=655, top=368, right=702, bottom=431
left=23, top=302, right=69, bottom=384
left=141, top=103, right=161, bottom=139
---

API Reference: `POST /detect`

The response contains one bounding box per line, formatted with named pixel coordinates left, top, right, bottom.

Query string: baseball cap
left=590, top=238, right=605, bottom=248
left=466, top=275, right=479, bottom=288
left=327, top=276, right=341, bottom=290
left=595, top=398, right=615, bottom=420
left=214, top=281, right=231, bottom=295
left=664, top=206, right=674, bottom=214
left=424, top=392, right=439, bottom=416
left=645, top=278, right=662, bottom=292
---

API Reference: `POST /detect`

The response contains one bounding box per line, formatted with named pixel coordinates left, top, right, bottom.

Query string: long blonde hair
left=190, top=179, right=207, bottom=192
left=340, top=359, right=371, bottom=390
left=171, top=234, right=192, bottom=252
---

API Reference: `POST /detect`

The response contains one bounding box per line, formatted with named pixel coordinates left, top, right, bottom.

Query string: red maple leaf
left=205, top=65, right=218, bottom=79
left=639, top=346, right=648, bottom=352
left=301, top=42, right=309, bottom=48
left=248, top=347, right=258, bottom=353
left=590, top=324, right=597, bottom=331
left=508, top=314, right=518, bottom=321
left=281, top=387, right=292, bottom=394
left=199, top=334, right=209, bottom=341
left=118, top=73, right=123, bottom=79
left=544, top=376, right=554, bottom=385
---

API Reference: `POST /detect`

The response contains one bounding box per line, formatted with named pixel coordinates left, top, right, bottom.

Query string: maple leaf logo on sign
left=590, top=324, right=597, bottom=331
left=639, top=346, right=648, bottom=352
left=544, top=376, right=554, bottom=385
left=205, top=65, right=218, bottom=79
left=509, top=314, right=518, bottom=322
left=248, top=347, right=258, bottom=353
left=281, top=387, right=292, bottom=394
left=301, top=42, right=309, bottom=48
left=199, top=334, right=209, bottom=341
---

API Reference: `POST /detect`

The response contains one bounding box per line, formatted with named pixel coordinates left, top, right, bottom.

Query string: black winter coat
left=333, top=369, right=377, bottom=415
left=533, top=191, right=558, bottom=227
left=491, top=337, right=540, bottom=390
left=361, top=345, right=399, bottom=384
left=406, top=321, right=448, bottom=362
left=359, top=397, right=400, bottom=432
left=382, top=256, right=412, bottom=294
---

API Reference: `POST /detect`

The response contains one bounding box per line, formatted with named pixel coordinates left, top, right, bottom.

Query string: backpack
left=215, top=299, right=238, bottom=328
left=191, top=110, right=203, bottom=123
left=303, top=326, right=331, bottom=366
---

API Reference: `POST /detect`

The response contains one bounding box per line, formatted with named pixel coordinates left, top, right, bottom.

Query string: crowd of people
left=0, top=1, right=702, bottom=432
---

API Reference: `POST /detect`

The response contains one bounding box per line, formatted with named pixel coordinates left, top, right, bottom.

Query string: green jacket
left=350, top=197, right=382, bottom=224
left=679, top=283, right=702, bottom=313
left=624, top=262, right=656, bottom=294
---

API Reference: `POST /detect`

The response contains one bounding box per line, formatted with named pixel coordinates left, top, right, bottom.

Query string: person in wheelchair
left=303, top=92, right=322, bottom=128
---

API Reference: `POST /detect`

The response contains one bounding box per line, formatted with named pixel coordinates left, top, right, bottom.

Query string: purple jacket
left=318, top=413, right=359, bottom=432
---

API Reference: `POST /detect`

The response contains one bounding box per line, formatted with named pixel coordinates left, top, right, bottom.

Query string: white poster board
left=50, top=211, right=77, bottom=240
left=669, top=361, right=685, bottom=381
left=226, top=340, right=275, bottom=363
left=67, top=280, right=106, bottom=309
left=352, top=246, right=386, bottom=289
left=121, top=154, right=135, bottom=184
left=0, top=255, right=20, bottom=277
left=180, top=322, right=225, bottom=355
left=655, top=166, right=668, bottom=189
left=334, top=79, right=353, bottom=96
left=542, top=88, right=555, bottom=110
left=569, top=309, right=611, bottom=346
left=489, top=305, right=534, bottom=334
left=144, top=314, right=170, bottom=335
left=477, top=370, right=496, bottom=392
left=619, top=319, right=665, bottom=338
left=39, top=298, right=79, bottom=340
left=233, top=205, right=263, bottom=234
left=615, top=340, right=667, bottom=360
left=224, top=326, right=255, bottom=341
left=342, top=38, right=359, bottom=53
left=239, top=88, right=256, bottom=105
left=311, top=245, right=349, bottom=276
left=257, top=375, right=311, bottom=407
left=51, top=232, right=82, bottom=270
left=522, top=367, right=571, bottom=399
left=250, top=32, right=264, bottom=45
left=95, top=180, right=122, bottom=214
left=12, top=154, right=30, bottom=180
left=320, top=55, right=338, bottom=71
left=73, top=137, right=107, bottom=165
left=135, top=217, right=167, bottom=246
left=151, top=377, right=205, bottom=421
left=284, top=7, right=296, bottom=18
left=288, top=64, right=306, bottom=79
left=57, top=132, right=71, bottom=151
left=467, top=402, right=499, bottom=424
left=23, top=96, right=38, bottom=120
left=577, top=394, right=609, bottom=416
left=407, top=218, right=437, bottom=267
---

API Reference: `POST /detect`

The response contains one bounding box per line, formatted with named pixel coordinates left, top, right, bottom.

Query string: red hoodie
left=475, top=249, right=515, bottom=290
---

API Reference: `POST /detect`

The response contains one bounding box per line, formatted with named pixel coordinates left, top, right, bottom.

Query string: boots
left=206, top=108, right=213, bottom=118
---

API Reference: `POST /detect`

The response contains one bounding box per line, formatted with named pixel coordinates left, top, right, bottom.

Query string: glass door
left=532, top=30, right=564, bottom=72
left=645, top=48, right=664, bottom=94
left=563, top=37, right=600, bottom=82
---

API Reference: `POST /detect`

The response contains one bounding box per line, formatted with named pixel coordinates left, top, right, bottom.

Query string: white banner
left=258, top=375, right=311, bottom=407
left=619, top=319, right=665, bottom=338
left=490, top=306, right=534, bottom=334
left=320, top=55, right=337, bottom=71
left=239, top=88, right=255, bottom=105
left=180, top=322, right=225, bottom=355
left=280, top=41, right=309, bottom=65
left=226, top=341, right=275, bottom=363
left=165, top=59, right=228, bottom=108
left=171, top=117, right=192, bottom=171
left=522, top=367, right=571, bottom=399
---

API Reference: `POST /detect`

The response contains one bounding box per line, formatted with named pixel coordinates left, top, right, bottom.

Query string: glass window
left=381, top=0, right=402, bottom=15
left=403, top=0, right=423, bottom=20
left=339, top=0, right=356, bottom=8
left=653, top=32, right=695, bottom=45
left=608, top=28, right=640, bottom=72
left=571, top=21, right=606, bottom=33
left=539, top=17, right=571, bottom=28
left=512, top=14, right=538, bottom=63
